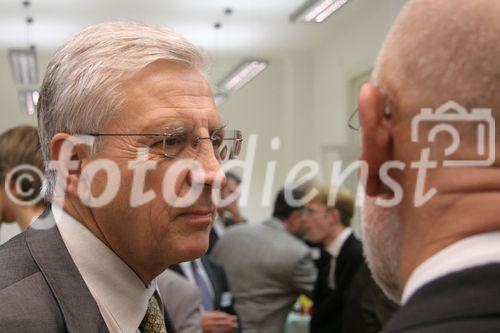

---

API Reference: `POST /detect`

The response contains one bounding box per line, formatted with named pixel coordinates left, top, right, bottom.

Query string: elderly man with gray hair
left=359, top=0, right=500, bottom=332
left=0, top=21, right=242, bottom=333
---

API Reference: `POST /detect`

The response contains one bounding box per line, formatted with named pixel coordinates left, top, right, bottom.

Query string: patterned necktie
left=139, top=292, right=167, bottom=333
left=190, top=260, right=214, bottom=311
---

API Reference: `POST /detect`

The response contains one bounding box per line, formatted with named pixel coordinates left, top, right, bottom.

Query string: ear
left=4, top=171, right=20, bottom=201
left=289, top=210, right=300, bottom=222
left=359, top=83, right=393, bottom=196
left=50, top=133, right=91, bottom=199
left=328, top=208, right=341, bottom=226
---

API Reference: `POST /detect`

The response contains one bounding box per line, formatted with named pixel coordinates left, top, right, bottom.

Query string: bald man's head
left=374, top=0, right=500, bottom=117
left=360, top=0, right=500, bottom=302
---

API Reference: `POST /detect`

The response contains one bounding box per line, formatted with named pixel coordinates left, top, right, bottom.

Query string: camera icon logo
left=411, top=101, right=495, bottom=167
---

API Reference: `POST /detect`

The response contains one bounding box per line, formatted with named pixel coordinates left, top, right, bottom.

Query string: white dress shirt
left=52, top=205, right=157, bottom=333
left=325, top=227, right=352, bottom=289
left=402, top=231, right=500, bottom=304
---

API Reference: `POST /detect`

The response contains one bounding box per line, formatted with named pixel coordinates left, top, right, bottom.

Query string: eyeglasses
left=83, top=125, right=243, bottom=161
left=348, top=108, right=360, bottom=131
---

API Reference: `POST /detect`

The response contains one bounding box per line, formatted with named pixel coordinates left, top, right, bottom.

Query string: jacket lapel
left=26, top=208, right=109, bottom=333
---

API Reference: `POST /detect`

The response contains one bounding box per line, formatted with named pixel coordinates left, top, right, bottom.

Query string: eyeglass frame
left=79, top=126, right=243, bottom=161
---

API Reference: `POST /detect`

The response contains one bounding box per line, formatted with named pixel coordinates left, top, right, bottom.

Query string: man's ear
left=50, top=133, right=91, bottom=199
left=358, top=83, right=393, bottom=196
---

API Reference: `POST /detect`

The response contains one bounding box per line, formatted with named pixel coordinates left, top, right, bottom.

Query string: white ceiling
left=0, top=0, right=386, bottom=55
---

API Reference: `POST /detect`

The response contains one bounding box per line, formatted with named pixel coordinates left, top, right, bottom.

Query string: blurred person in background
left=170, top=255, right=240, bottom=333
left=0, top=125, right=46, bottom=233
left=157, top=269, right=203, bottom=333
left=208, top=172, right=246, bottom=253
left=359, top=0, right=500, bottom=331
left=302, top=185, right=363, bottom=333
left=303, top=186, right=397, bottom=333
left=212, top=187, right=317, bottom=333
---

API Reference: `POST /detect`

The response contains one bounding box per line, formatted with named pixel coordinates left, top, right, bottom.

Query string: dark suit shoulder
left=0, top=231, right=39, bottom=291
left=339, top=234, right=363, bottom=259
left=383, top=263, right=500, bottom=333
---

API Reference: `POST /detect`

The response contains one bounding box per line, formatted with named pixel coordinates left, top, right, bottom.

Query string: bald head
left=374, top=0, right=500, bottom=117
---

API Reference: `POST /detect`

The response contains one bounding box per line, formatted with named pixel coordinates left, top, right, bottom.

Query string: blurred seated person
left=209, top=172, right=245, bottom=253
left=0, top=125, right=46, bottom=232
left=171, top=255, right=240, bottom=333
left=212, top=187, right=317, bottom=333
left=157, top=269, right=203, bottom=333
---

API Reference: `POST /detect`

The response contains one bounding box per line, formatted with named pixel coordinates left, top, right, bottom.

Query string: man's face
left=287, top=211, right=306, bottom=239
left=302, top=202, right=331, bottom=244
left=83, top=60, right=224, bottom=277
left=361, top=196, right=402, bottom=303
left=221, top=178, right=240, bottom=201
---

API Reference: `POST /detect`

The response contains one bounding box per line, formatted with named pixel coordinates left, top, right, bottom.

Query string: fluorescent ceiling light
left=290, top=0, right=350, bottom=23
left=218, top=59, right=269, bottom=92
left=18, top=90, right=39, bottom=115
left=9, top=47, right=38, bottom=85
left=214, top=92, right=229, bottom=107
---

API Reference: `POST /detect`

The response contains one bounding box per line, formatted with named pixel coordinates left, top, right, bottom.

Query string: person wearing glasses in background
left=0, top=21, right=242, bottom=333
left=0, top=125, right=46, bottom=235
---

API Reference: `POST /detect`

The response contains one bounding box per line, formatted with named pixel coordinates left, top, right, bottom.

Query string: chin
left=362, top=195, right=403, bottom=303
left=174, top=233, right=210, bottom=263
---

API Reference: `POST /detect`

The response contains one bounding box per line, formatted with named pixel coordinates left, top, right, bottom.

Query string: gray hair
left=37, top=21, right=206, bottom=199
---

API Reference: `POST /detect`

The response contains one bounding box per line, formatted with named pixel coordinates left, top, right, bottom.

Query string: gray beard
left=361, top=195, right=403, bottom=303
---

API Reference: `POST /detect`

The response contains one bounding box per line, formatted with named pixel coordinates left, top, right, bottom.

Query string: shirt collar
left=326, top=227, right=352, bottom=258
left=402, top=231, right=500, bottom=304
left=52, top=204, right=156, bottom=333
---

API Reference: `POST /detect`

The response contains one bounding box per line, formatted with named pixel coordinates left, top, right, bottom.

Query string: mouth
left=177, top=209, right=214, bottom=225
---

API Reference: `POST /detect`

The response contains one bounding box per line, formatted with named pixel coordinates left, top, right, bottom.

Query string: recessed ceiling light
left=290, top=0, right=350, bottom=23
left=218, top=59, right=269, bottom=92
left=9, top=47, right=38, bottom=85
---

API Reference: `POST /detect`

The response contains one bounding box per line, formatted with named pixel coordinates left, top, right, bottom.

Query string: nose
left=188, top=138, right=223, bottom=188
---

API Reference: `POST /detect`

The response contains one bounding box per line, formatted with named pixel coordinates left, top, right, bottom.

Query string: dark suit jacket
left=311, top=233, right=364, bottom=333
left=0, top=208, right=176, bottom=333
left=171, top=255, right=239, bottom=318
left=343, top=262, right=399, bottom=333
left=382, top=263, right=500, bottom=333
left=207, top=228, right=219, bottom=254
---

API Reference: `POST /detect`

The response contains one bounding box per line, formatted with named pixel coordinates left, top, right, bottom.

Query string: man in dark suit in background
left=303, top=185, right=397, bottom=333
left=358, top=0, right=500, bottom=332
left=171, top=256, right=240, bottom=333
left=302, top=186, right=363, bottom=333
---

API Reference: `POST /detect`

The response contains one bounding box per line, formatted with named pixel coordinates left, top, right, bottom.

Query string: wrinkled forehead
left=112, top=60, right=223, bottom=132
